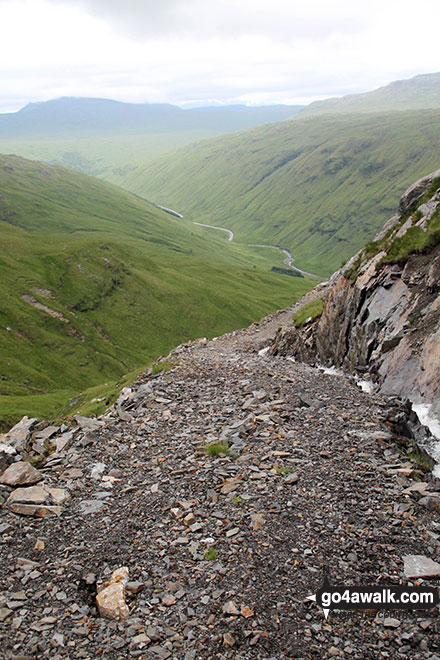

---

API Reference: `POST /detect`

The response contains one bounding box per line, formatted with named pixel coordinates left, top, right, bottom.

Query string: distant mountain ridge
left=299, top=72, right=440, bottom=116
left=0, top=97, right=303, bottom=138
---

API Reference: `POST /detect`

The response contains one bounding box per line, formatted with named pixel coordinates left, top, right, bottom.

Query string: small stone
left=7, top=485, right=68, bottom=516
left=132, top=633, right=150, bottom=645
left=241, top=605, right=254, bottom=618
left=45, top=487, right=70, bottom=504
left=74, top=415, right=103, bottom=431
left=184, top=512, right=196, bottom=526
left=150, top=646, right=171, bottom=659
left=90, top=462, right=106, bottom=480
left=0, top=443, right=17, bottom=472
left=223, top=600, right=240, bottom=615
left=78, top=499, right=106, bottom=515
left=8, top=485, right=49, bottom=504
left=17, top=557, right=40, bottom=570
left=226, top=527, right=240, bottom=538
left=52, top=633, right=65, bottom=647
left=250, top=513, right=265, bottom=530
left=383, top=617, right=401, bottom=628
left=284, top=472, right=299, bottom=484
left=34, top=539, right=45, bottom=550
left=126, top=581, right=144, bottom=594
left=223, top=632, right=236, bottom=647
left=0, top=607, right=12, bottom=622
left=8, top=503, right=62, bottom=517
left=220, top=479, right=239, bottom=494
left=146, top=625, right=162, bottom=642
left=61, top=468, right=83, bottom=480
left=0, top=461, right=43, bottom=486
left=418, top=496, right=440, bottom=512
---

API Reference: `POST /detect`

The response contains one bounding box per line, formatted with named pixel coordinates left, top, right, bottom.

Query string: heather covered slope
left=123, top=110, right=440, bottom=275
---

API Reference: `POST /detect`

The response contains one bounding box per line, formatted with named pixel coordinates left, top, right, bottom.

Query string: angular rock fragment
left=223, top=600, right=240, bottom=615
left=7, top=485, right=69, bottom=517
left=0, top=443, right=17, bottom=473
left=96, top=567, right=129, bottom=621
left=4, top=416, right=39, bottom=452
left=74, top=415, right=103, bottom=431
left=403, top=555, right=440, bottom=578
left=0, top=461, right=43, bottom=486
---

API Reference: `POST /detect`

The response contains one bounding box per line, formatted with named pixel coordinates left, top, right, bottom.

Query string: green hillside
left=0, top=97, right=302, bottom=183
left=0, top=154, right=314, bottom=428
left=299, top=72, right=440, bottom=117
left=129, top=110, right=440, bottom=275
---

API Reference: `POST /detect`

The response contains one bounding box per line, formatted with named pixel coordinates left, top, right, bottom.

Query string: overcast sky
left=0, top=0, right=439, bottom=113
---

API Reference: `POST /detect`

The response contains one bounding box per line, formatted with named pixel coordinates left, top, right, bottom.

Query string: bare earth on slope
left=1, top=295, right=440, bottom=660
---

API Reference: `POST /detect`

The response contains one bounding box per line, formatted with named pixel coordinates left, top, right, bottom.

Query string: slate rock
left=0, top=461, right=43, bottom=486
left=5, top=416, right=39, bottom=452
left=0, top=442, right=17, bottom=473
left=403, top=555, right=440, bottom=578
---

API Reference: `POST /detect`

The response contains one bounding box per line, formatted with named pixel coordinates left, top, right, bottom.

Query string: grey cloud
left=54, top=0, right=364, bottom=42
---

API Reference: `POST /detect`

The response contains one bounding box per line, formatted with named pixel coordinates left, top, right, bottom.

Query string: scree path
left=1, top=295, right=440, bottom=659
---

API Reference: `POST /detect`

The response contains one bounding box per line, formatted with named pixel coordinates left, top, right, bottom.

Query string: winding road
left=157, top=203, right=321, bottom=279
left=193, top=222, right=234, bottom=242
left=247, top=244, right=321, bottom=279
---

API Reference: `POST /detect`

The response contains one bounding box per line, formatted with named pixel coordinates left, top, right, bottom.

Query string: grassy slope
left=0, top=131, right=251, bottom=184
left=128, top=110, right=440, bottom=276
left=0, top=155, right=314, bottom=428
left=299, top=72, right=440, bottom=117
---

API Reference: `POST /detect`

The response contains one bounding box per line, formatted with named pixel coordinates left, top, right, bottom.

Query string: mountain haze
left=0, top=97, right=302, bottom=138
left=0, top=97, right=303, bottom=183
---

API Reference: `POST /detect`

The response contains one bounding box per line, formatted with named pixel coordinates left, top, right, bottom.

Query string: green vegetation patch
left=271, top=266, right=304, bottom=278
left=151, top=360, right=177, bottom=376
left=345, top=185, right=440, bottom=279
left=204, top=548, right=219, bottom=561
left=205, top=441, right=230, bottom=457
left=292, top=298, right=324, bottom=327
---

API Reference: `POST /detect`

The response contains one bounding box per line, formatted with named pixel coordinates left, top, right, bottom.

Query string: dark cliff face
left=272, top=168, right=440, bottom=414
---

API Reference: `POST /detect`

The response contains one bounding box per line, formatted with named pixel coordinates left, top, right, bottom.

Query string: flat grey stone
left=74, top=415, right=103, bottom=431
left=78, top=499, right=107, bottom=515
left=403, top=555, right=440, bottom=578
left=0, top=461, right=43, bottom=486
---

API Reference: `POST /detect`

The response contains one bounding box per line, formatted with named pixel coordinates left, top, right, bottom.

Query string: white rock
left=96, top=567, right=129, bottom=621
left=403, top=554, right=440, bottom=578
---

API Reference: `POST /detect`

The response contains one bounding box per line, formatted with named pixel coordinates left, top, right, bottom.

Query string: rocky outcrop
left=272, top=168, right=440, bottom=415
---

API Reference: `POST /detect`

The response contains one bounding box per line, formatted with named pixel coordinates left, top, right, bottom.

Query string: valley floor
left=1, top=298, right=440, bottom=659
